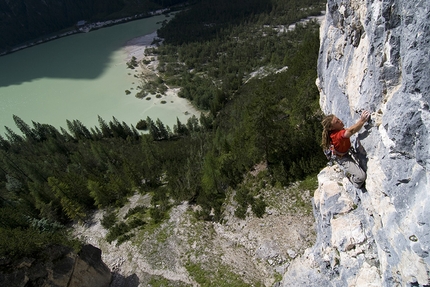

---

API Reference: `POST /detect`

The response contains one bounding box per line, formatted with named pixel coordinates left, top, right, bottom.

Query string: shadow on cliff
left=356, top=122, right=373, bottom=173
left=110, top=272, right=140, bottom=287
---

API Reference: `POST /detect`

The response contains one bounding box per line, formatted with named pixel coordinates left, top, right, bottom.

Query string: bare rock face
left=0, top=244, right=111, bottom=287
left=280, top=0, right=430, bottom=286
left=69, top=245, right=112, bottom=287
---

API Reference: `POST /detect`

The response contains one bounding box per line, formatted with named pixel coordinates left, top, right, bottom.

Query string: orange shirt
left=330, top=129, right=351, bottom=154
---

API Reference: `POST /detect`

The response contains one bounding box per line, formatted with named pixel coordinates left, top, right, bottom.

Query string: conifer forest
left=0, top=0, right=327, bottom=260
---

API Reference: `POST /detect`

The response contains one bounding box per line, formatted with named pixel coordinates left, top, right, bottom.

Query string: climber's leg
left=337, top=154, right=366, bottom=188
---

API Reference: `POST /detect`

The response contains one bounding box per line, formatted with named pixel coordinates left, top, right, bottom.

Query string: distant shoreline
left=0, top=9, right=169, bottom=58
left=123, top=30, right=201, bottom=119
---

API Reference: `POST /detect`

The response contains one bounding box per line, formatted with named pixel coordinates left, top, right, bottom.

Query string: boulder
left=0, top=244, right=111, bottom=287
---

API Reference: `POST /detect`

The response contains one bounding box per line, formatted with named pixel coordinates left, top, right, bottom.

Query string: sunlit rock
left=280, top=0, right=430, bottom=285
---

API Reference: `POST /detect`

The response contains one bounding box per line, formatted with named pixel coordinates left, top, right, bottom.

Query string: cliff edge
left=280, top=0, right=430, bottom=286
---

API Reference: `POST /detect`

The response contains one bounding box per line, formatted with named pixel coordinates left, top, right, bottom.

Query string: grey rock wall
left=280, top=0, right=430, bottom=286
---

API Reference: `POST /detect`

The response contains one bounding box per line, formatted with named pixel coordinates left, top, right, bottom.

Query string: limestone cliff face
left=280, top=0, right=430, bottom=286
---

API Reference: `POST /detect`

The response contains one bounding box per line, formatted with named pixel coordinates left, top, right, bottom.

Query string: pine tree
left=174, top=117, right=189, bottom=136
left=88, top=180, right=110, bottom=208
left=98, top=115, right=112, bottom=138
left=147, top=117, right=161, bottom=140
left=186, top=115, right=200, bottom=132
left=48, top=177, right=86, bottom=221
left=67, top=120, right=91, bottom=140
left=4, top=127, right=23, bottom=144
left=156, top=118, right=169, bottom=140
left=13, top=115, right=35, bottom=141
left=0, top=135, right=11, bottom=151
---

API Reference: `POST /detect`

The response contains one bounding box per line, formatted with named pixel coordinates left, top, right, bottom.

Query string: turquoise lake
left=0, top=14, right=198, bottom=137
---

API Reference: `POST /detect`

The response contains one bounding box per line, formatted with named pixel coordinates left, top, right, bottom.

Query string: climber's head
left=330, top=116, right=344, bottom=131
left=321, top=114, right=345, bottom=149
left=321, top=114, right=334, bottom=131
left=321, top=114, right=335, bottom=149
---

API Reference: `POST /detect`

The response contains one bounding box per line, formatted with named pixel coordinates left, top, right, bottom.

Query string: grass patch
left=156, top=225, right=172, bottom=243
left=273, top=272, right=283, bottom=285
left=186, top=262, right=263, bottom=287
left=261, top=178, right=315, bottom=216
left=148, top=276, right=192, bottom=287
left=297, top=174, right=319, bottom=191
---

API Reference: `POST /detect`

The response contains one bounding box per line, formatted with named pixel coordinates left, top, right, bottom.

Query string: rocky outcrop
left=0, top=244, right=112, bottom=287
left=280, top=0, right=430, bottom=286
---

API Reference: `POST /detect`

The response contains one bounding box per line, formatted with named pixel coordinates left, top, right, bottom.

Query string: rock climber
left=321, top=110, right=370, bottom=188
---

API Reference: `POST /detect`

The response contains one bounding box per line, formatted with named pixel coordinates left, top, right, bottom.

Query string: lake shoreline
left=0, top=9, right=169, bottom=58
left=123, top=31, right=202, bottom=123
left=0, top=14, right=198, bottom=136
left=0, top=11, right=201, bottom=137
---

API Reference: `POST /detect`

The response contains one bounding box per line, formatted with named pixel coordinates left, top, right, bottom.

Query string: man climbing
left=321, top=110, right=370, bottom=188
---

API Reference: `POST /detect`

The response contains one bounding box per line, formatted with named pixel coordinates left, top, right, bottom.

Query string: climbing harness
left=324, top=145, right=358, bottom=180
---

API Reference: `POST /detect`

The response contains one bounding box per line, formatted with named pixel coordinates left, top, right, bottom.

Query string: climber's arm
left=343, top=110, right=370, bottom=138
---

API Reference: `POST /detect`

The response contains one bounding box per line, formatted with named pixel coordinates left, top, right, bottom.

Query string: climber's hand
left=360, top=110, right=370, bottom=123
